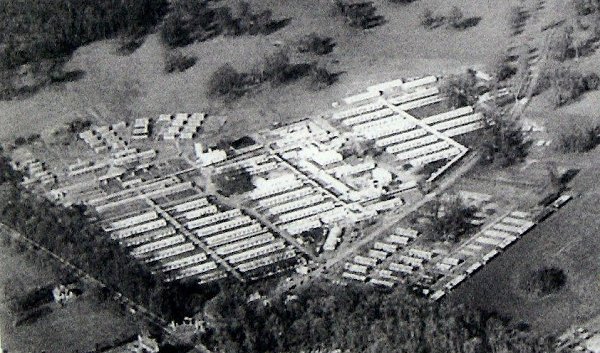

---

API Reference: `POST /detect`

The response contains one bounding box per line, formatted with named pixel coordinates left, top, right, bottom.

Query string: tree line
left=0, top=0, right=167, bottom=70
left=0, top=0, right=167, bottom=98
left=160, top=0, right=288, bottom=48
left=0, top=148, right=209, bottom=322
left=203, top=281, right=557, bottom=353
left=207, top=48, right=338, bottom=101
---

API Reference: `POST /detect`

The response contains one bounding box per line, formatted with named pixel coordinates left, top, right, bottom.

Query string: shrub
left=478, top=104, right=530, bottom=167
left=573, top=0, right=600, bottom=16
left=520, top=267, right=567, bottom=297
left=549, top=26, right=574, bottom=61
left=440, top=70, right=479, bottom=108
left=212, top=168, right=255, bottom=196
left=160, top=1, right=217, bottom=48
left=333, top=1, right=384, bottom=29
left=207, top=63, right=246, bottom=98
left=555, top=124, right=600, bottom=152
left=584, top=72, right=600, bottom=90
left=420, top=8, right=438, bottom=28
left=536, top=64, right=598, bottom=106
left=420, top=195, right=478, bottom=242
left=310, top=66, right=337, bottom=90
left=14, top=137, right=27, bottom=146
left=297, top=33, right=335, bottom=55
left=508, top=6, right=528, bottom=35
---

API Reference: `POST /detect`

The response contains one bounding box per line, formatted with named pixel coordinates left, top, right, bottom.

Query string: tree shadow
left=283, top=62, right=314, bottom=82
left=323, top=38, right=337, bottom=53
left=14, top=306, right=53, bottom=327
left=263, top=18, right=292, bottom=35
left=50, top=69, right=86, bottom=83
left=427, top=16, right=446, bottom=29
left=116, top=36, right=146, bottom=56
left=454, top=16, right=482, bottom=30
left=363, top=15, right=387, bottom=29
left=541, top=19, right=564, bottom=32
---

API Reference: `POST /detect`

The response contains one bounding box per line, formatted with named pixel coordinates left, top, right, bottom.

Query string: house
left=132, top=334, right=159, bottom=353
left=52, top=284, right=78, bottom=305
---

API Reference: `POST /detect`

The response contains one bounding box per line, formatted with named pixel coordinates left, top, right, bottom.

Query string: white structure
left=195, top=143, right=227, bottom=167
left=323, top=226, right=342, bottom=251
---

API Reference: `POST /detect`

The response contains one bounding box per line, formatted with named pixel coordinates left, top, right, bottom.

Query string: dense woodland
left=204, top=282, right=556, bottom=353
left=0, top=0, right=167, bottom=97
left=0, top=0, right=167, bottom=70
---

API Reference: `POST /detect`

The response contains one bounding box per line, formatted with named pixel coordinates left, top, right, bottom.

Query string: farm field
left=449, top=152, right=600, bottom=335
left=0, top=239, right=137, bottom=353
left=0, top=0, right=517, bottom=142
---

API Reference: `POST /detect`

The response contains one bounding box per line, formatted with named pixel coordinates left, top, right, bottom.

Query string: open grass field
left=449, top=150, right=600, bottom=335
left=0, top=0, right=518, bottom=143
left=0, top=240, right=137, bottom=353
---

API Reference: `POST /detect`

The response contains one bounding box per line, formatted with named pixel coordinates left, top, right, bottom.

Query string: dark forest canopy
left=204, top=282, right=557, bottom=353
left=0, top=0, right=168, bottom=70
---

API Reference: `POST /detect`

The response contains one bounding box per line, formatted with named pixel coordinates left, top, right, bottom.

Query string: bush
left=14, top=137, right=27, bottom=146
left=478, top=104, right=530, bottom=167
left=262, top=50, right=292, bottom=85
left=164, top=51, right=197, bottom=73
left=212, top=168, right=255, bottom=197
left=508, top=6, right=528, bottom=35
left=310, top=66, right=337, bottom=90
left=160, top=1, right=217, bottom=48
left=547, top=65, right=588, bottom=106
left=297, top=33, right=335, bottom=55
left=536, top=64, right=598, bottom=106
left=333, top=1, right=385, bottom=29
left=584, top=72, right=600, bottom=90
left=420, top=8, right=437, bottom=28
left=494, top=56, right=517, bottom=82
left=13, top=285, right=54, bottom=313
left=68, top=119, right=92, bottom=134
left=440, top=70, right=479, bottom=108
left=0, top=0, right=167, bottom=71
left=549, top=26, right=574, bottom=61
left=207, top=63, right=247, bottom=98
left=420, top=195, right=478, bottom=242
left=159, top=0, right=285, bottom=48
left=520, top=267, right=567, bottom=297
left=555, top=124, right=600, bottom=152
left=573, top=0, right=600, bottom=16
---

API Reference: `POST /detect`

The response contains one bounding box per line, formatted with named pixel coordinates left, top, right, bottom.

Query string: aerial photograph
left=0, top=0, right=599, bottom=352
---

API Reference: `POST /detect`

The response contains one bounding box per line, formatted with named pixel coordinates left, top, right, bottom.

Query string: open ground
left=0, top=0, right=518, bottom=142
left=0, top=238, right=138, bottom=353
left=449, top=150, right=600, bottom=334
